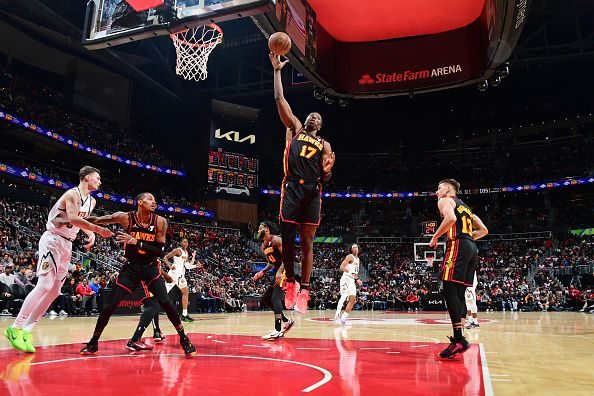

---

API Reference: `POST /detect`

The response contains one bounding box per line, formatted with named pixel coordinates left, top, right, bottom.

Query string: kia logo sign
left=214, top=129, right=256, bottom=145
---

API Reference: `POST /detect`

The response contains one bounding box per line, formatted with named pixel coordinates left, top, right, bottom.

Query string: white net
left=170, top=24, right=223, bottom=81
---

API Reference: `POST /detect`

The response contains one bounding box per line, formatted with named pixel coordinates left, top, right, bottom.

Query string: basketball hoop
left=170, top=24, right=223, bottom=81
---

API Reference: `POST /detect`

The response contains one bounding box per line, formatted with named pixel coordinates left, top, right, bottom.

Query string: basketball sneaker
left=438, top=336, right=470, bottom=359
left=281, top=319, right=295, bottom=335
left=181, top=315, right=195, bottom=323
left=126, top=340, right=155, bottom=352
left=283, top=280, right=300, bottom=309
left=22, top=331, right=36, bottom=353
left=180, top=336, right=196, bottom=356
left=262, top=330, right=284, bottom=341
left=464, top=321, right=474, bottom=329
left=294, top=289, right=310, bottom=313
left=473, top=322, right=480, bottom=328
left=80, top=341, right=99, bottom=355
left=153, top=331, right=165, bottom=342
left=4, top=326, right=27, bottom=352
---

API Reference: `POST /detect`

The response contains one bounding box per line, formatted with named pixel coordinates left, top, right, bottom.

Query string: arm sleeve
left=138, top=241, right=166, bottom=258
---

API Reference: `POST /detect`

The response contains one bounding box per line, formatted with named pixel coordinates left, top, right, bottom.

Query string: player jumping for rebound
left=334, top=244, right=362, bottom=325
left=253, top=221, right=294, bottom=340
left=429, top=179, right=488, bottom=359
left=270, top=52, right=335, bottom=313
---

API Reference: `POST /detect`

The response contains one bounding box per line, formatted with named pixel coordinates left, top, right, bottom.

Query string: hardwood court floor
left=1, top=310, right=593, bottom=395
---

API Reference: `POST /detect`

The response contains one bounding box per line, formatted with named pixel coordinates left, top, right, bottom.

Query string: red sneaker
left=294, top=289, right=310, bottom=313
left=126, top=340, right=155, bottom=351
left=283, top=280, right=300, bottom=309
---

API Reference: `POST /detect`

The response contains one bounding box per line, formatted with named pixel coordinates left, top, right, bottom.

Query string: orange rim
left=170, top=23, right=223, bottom=48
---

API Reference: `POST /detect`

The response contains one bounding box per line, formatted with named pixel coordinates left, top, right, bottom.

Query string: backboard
left=82, top=0, right=275, bottom=49
left=413, top=242, right=446, bottom=263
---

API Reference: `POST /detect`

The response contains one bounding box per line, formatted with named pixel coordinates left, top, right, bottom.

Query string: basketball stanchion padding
left=125, top=0, right=164, bottom=12
left=170, top=24, right=224, bottom=81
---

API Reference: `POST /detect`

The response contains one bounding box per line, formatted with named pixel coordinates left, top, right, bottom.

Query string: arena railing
left=356, top=231, right=552, bottom=244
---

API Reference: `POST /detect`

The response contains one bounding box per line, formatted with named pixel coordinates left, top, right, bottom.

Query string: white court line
left=410, top=344, right=429, bottom=348
left=244, top=344, right=269, bottom=348
left=385, top=351, right=400, bottom=354
left=491, top=379, right=512, bottom=382
left=359, top=347, right=389, bottom=350
left=490, top=374, right=510, bottom=377
left=479, top=343, right=494, bottom=396
left=297, top=348, right=330, bottom=350
left=485, top=351, right=498, bottom=354
left=31, top=353, right=332, bottom=393
left=212, top=340, right=226, bottom=344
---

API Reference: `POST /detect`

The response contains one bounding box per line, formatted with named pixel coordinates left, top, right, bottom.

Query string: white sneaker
left=59, top=310, right=68, bottom=316
left=0, top=309, right=11, bottom=316
left=281, top=319, right=295, bottom=335
left=49, top=310, right=58, bottom=316
left=262, top=330, right=284, bottom=341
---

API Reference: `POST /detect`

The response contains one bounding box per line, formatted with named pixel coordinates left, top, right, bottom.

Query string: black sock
left=131, top=325, right=147, bottom=342
left=281, top=313, right=289, bottom=322
left=90, top=335, right=99, bottom=344
left=175, top=325, right=186, bottom=338
left=275, top=318, right=282, bottom=331
left=453, top=323, right=463, bottom=340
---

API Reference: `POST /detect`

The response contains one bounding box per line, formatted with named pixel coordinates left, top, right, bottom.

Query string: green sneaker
left=22, top=331, right=36, bottom=353
left=4, top=326, right=27, bottom=352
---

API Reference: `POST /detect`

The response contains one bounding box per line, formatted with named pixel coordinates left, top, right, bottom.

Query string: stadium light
left=338, top=98, right=349, bottom=107
left=478, top=80, right=489, bottom=92
left=324, top=93, right=335, bottom=105
left=313, top=86, right=324, bottom=100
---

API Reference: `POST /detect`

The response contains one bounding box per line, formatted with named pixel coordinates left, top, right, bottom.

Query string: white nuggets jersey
left=341, top=255, right=360, bottom=280
left=46, top=188, right=93, bottom=240
left=172, top=248, right=189, bottom=277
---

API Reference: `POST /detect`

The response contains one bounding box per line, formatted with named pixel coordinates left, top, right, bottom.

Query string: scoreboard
left=207, top=149, right=259, bottom=189
left=421, top=221, right=437, bottom=237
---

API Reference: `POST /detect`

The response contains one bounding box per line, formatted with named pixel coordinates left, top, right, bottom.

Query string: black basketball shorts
left=115, top=262, right=161, bottom=293
left=279, top=180, right=322, bottom=226
left=440, top=238, right=478, bottom=287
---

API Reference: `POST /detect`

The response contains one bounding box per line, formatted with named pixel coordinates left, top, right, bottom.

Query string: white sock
left=182, top=309, right=188, bottom=316
left=341, top=312, right=349, bottom=321
left=335, top=295, right=347, bottom=318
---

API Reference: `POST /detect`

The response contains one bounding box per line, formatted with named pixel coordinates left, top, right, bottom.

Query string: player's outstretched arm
left=471, top=215, right=489, bottom=240
left=269, top=52, right=302, bottom=140
left=63, top=191, right=114, bottom=238
left=86, top=211, right=128, bottom=226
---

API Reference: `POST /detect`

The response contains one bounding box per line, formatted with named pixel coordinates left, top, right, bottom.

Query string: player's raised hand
left=269, top=52, right=289, bottom=71
left=253, top=270, right=264, bottom=281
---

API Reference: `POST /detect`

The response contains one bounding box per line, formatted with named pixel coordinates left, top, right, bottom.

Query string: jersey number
left=300, top=145, right=318, bottom=159
left=268, top=255, right=276, bottom=263
left=461, top=217, right=473, bottom=235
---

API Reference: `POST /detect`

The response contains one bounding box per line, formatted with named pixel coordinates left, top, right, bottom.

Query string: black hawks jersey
left=284, top=128, right=324, bottom=183
left=446, top=196, right=475, bottom=241
left=262, top=240, right=282, bottom=270
left=125, top=211, right=158, bottom=264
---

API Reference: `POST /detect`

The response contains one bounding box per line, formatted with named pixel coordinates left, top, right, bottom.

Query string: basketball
left=268, top=32, right=291, bottom=56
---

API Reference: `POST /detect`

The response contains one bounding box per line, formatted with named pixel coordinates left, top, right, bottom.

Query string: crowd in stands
left=0, top=65, right=181, bottom=168
left=2, top=192, right=594, bottom=319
